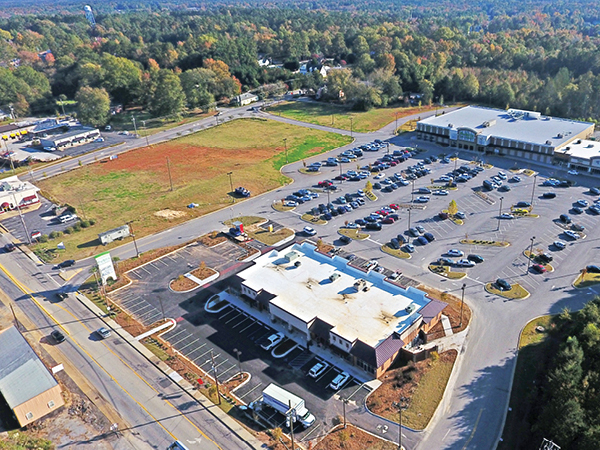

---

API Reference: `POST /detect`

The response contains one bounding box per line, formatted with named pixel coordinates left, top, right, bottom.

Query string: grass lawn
left=34, top=119, right=350, bottom=261
left=272, top=201, right=295, bottom=212
left=485, top=283, right=530, bottom=299
left=301, top=212, right=327, bottom=225
left=338, top=228, right=369, bottom=240
left=108, top=108, right=212, bottom=136
left=225, top=216, right=265, bottom=228
left=247, top=227, right=294, bottom=246
left=381, top=243, right=411, bottom=259
left=574, top=272, right=600, bottom=288
left=498, top=315, right=555, bottom=450
left=267, top=101, right=438, bottom=133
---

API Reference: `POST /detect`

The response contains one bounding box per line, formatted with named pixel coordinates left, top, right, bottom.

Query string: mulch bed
left=198, top=231, right=228, bottom=247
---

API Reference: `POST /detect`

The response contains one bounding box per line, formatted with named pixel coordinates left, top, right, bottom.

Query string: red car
left=318, top=180, right=333, bottom=187
left=389, top=204, right=400, bottom=210
left=532, top=264, right=547, bottom=273
left=376, top=210, right=389, bottom=216
left=382, top=217, right=395, bottom=224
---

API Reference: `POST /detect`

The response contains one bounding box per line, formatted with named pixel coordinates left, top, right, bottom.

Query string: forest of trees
left=2, top=1, right=600, bottom=124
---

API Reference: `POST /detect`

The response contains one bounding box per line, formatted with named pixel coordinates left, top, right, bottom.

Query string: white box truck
left=262, top=383, right=315, bottom=428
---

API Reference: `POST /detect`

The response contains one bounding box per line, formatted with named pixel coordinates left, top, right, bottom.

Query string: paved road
left=17, top=102, right=600, bottom=449
left=0, top=235, right=257, bottom=450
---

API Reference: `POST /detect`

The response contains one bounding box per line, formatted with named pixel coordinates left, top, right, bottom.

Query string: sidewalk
left=75, top=292, right=265, bottom=450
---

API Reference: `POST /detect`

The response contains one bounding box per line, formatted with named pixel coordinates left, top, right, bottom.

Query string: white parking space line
left=130, top=303, right=153, bottom=314
left=215, top=359, right=230, bottom=370
left=226, top=313, right=243, bottom=324
left=139, top=265, right=152, bottom=275
left=172, top=333, right=193, bottom=346
left=238, top=383, right=263, bottom=399
left=232, top=317, right=251, bottom=329
left=163, top=328, right=186, bottom=340
left=194, top=348, right=215, bottom=362
left=157, top=259, right=170, bottom=266
left=302, top=424, right=322, bottom=441
left=185, top=343, right=206, bottom=356
left=218, top=364, right=236, bottom=378
left=240, top=320, right=258, bottom=333
left=219, top=309, right=237, bottom=320
left=178, top=338, right=201, bottom=352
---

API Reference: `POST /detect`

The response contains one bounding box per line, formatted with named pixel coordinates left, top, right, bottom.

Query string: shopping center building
left=229, top=242, right=446, bottom=378
left=416, top=106, right=600, bottom=173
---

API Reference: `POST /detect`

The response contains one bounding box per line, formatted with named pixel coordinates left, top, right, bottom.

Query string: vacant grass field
left=267, top=101, right=438, bottom=132
left=35, top=119, right=351, bottom=261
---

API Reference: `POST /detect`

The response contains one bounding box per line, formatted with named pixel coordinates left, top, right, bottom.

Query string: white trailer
left=98, top=225, right=131, bottom=245
left=262, top=383, right=315, bottom=428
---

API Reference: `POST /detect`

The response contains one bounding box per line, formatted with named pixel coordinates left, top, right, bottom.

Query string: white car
left=357, top=189, right=365, bottom=197
left=308, top=361, right=330, bottom=378
left=261, top=332, right=285, bottom=350
left=97, top=327, right=111, bottom=339
left=500, top=213, right=514, bottom=219
left=439, top=175, right=452, bottom=182
left=447, top=249, right=464, bottom=257
left=414, top=196, right=430, bottom=203
left=568, top=170, right=579, bottom=176
left=455, top=259, right=475, bottom=267
left=497, top=172, right=507, bottom=180
left=346, top=222, right=359, bottom=229
left=329, top=371, right=350, bottom=390
left=303, top=226, right=317, bottom=236
left=283, top=200, right=297, bottom=207
left=94, top=137, right=105, bottom=142
left=374, top=173, right=385, bottom=180
left=455, top=211, right=466, bottom=219
left=564, top=230, right=580, bottom=240
left=553, top=240, right=566, bottom=250
left=434, top=190, right=449, bottom=196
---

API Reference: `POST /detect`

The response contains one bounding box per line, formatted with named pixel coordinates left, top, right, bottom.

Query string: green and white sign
left=95, top=251, right=117, bottom=285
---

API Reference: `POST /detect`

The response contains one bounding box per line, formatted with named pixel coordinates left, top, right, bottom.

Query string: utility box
left=98, top=225, right=131, bottom=245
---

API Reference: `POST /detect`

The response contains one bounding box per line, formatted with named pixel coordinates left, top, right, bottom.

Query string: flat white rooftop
left=420, top=106, right=594, bottom=148
left=240, top=242, right=429, bottom=348
left=554, top=139, right=600, bottom=161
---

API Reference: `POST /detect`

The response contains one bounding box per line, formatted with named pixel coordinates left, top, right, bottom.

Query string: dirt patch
left=154, top=209, right=186, bottom=220
left=198, top=231, right=228, bottom=247
left=313, top=424, right=397, bottom=450
left=367, top=350, right=458, bottom=430
left=223, top=372, right=249, bottom=392
left=170, top=266, right=217, bottom=292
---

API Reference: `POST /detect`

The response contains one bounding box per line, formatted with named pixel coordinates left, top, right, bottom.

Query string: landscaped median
left=170, top=263, right=218, bottom=293
left=338, top=228, right=369, bottom=240
left=460, top=238, right=510, bottom=247
left=485, top=282, right=530, bottom=299
left=523, top=251, right=554, bottom=272
left=301, top=212, right=327, bottom=225
left=226, top=215, right=295, bottom=246
left=271, top=200, right=296, bottom=212
left=428, top=263, right=467, bottom=279
left=381, top=243, right=411, bottom=259
left=573, top=271, right=600, bottom=288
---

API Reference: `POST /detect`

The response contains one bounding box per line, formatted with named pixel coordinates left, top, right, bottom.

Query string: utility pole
left=126, top=221, right=140, bottom=258
left=411, top=179, right=415, bottom=205
left=342, top=398, right=348, bottom=428
left=11, top=193, right=31, bottom=244
left=527, top=236, right=536, bottom=274
left=530, top=174, right=538, bottom=210
left=209, top=350, right=221, bottom=405
left=459, top=283, right=466, bottom=327
left=283, top=138, right=288, bottom=164
left=166, top=157, right=173, bottom=191
left=131, top=115, right=139, bottom=138
left=497, top=196, right=504, bottom=231
left=141, top=120, right=150, bottom=147
left=227, top=172, right=234, bottom=202
left=288, top=401, right=295, bottom=450
left=407, top=208, right=412, bottom=230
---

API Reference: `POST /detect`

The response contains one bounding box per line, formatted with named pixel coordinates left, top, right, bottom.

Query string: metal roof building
left=0, top=327, right=64, bottom=426
left=416, top=106, right=595, bottom=167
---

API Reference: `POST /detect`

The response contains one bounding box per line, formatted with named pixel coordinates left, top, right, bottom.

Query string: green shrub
left=49, top=231, right=60, bottom=239
left=64, top=227, right=73, bottom=234
left=39, top=235, right=48, bottom=243
left=81, top=220, right=90, bottom=228
left=73, top=223, right=82, bottom=232
left=89, top=219, right=96, bottom=225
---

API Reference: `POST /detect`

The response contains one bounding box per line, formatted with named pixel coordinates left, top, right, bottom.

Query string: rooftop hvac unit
left=557, top=133, right=564, bottom=138
left=294, top=261, right=301, bottom=267
left=329, top=272, right=341, bottom=282
left=546, top=140, right=553, bottom=145
left=448, top=123, right=454, bottom=128
left=577, top=140, right=582, bottom=144
left=405, top=304, right=415, bottom=314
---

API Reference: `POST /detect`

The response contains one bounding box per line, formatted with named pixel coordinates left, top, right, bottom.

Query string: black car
left=396, top=234, right=407, bottom=244
left=339, top=235, right=352, bottom=244
left=537, top=253, right=553, bottom=264
left=542, top=192, right=556, bottom=198
left=495, top=278, right=511, bottom=291
left=590, top=187, right=600, bottom=195
left=586, top=265, right=600, bottom=273
left=4, top=243, right=16, bottom=252
left=559, top=214, right=572, bottom=224
left=355, top=219, right=367, bottom=226
left=416, top=236, right=428, bottom=245
left=57, top=259, right=76, bottom=269
left=51, top=330, right=66, bottom=343
left=390, top=238, right=401, bottom=249
left=515, top=201, right=531, bottom=208
left=423, top=232, right=435, bottom=242
left=373, top=182, right=382, bottom=189
left=365, top=222, right=382, bottom=231
left=467, top=254, right=485, bottom=263
left=322, top=213, right=332, bottom=220
left=572, top=206, right=584, bottom=214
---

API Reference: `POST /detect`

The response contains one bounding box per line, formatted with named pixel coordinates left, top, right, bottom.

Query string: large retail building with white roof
left=229, top=242, right=446, bottom=378
left=416, top=106, right=600, bottom=174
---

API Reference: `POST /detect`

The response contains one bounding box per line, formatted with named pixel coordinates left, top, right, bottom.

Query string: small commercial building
left=234, top=92, right=259, bottom=106
left=0, top=176, right=40, bottom=214
left=416, top=106, right=595, bottom=166
left=0, top=327, right=64, bottom=426
left=229, top=242, right=446, bottom=378
left=39, top=126, right=100, bottom=150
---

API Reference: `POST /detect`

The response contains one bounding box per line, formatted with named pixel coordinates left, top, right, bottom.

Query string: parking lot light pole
left=233, top=348, right=242, bottom=376
left=394, top=398, right=407, bottom=450
left=459, top=283, right=466, bottom=327
left=395, top=112, right=400, bottom=134
left=350, top=117, right=353, bottom=138
left=141, top=120, right=150, bottom=147
left=497, top=196, right=504, bottom=231
left=227, top=171, right=234, bottom=196
left=411, top=179, right=415, bottom=204
left=342, top=397, right=348, bottom=428
left=407, top=207, right=412, bottom=230
left=209, top=350, right=221, bottom=405
left=131, top=115, right=139, bottom=138
left=530, top=174, right=537, bottom=209
left=527, top=236, right=536, bottom=274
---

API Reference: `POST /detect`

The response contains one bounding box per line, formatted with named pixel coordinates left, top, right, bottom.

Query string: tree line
left=2, top=1, right=600, bottom=125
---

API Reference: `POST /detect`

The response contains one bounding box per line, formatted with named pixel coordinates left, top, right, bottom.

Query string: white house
left=234, top=92, right=259, bottom=106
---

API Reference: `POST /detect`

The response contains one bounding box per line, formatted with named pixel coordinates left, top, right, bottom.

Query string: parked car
left=532, top=264, right=547, bottom=274
left=303, top=226, right=317, bottom=236
left=590, top=187, right=600, bottom=195
left=56, top=259, right=76, bottom=269
left=414, top=196, right=430, bottom=203
left=416, top=236, right=429, bottom=245
left=553, top=241, right=566, bottom=250
left=261, top=332, right=285, bottom=350
left=403, top=244, right=415, bottom=253
left=408, top=227, right=420, bottom=237
left=438, top=212, right=449, bottom=220
left=542, top=192, right=557, bottom=198
left=495, top=278, right=512, bottom=291
left=423, top=232, right=435, bottom=242
left=455, top=259, right=475, bottom=267
left=329, top=372, right=351, bottom=390
left=308, top=361, right=330, bottom=378
left=511, top=176, right=522, bottom=182
left=339, top=235, right=351, bottom=244
left=559, top=214, right=572, bottom=224
left=576, top=199, right=589, bottom=207
left=572, top=206, right=584, bottom=214
left=437, top=258, right=454, bottom=266
left=434, top=190, right=449, bottom=196
left=572, top=223, right=585, bottom=232
left=564, top=230, right=580, bottom=240
left=500, top=213, right=514, bottom=219
left=365, top=222, right=382, bottom=231
left=568, top=169, right=579, bottom=175
left=447, top=249, right=464, bottom=257
left=467, top=254, right=484, bottom=263
left=586, top=265, right=600, bottom=273
left=537, top=253, right=553, bottom=263
left=515, top=201, right=531, bottom=208
left=416, top=225, right=426, bottom=234
left=455, top=211, right=466, bottom=219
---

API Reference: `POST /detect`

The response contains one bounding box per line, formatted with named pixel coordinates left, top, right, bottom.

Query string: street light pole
left=131, top=115, right=138, bottom=138
left=142, top=120, right=150, bottom=147
left=342, top=398, right=348, bottom=429
left=459, top=283, right=466, bottom=327
left=283, top=138, right=288, bottom=164
left=497, top=196, right=504, bottom=231
left=11, top=193, right=31, bottom=245
left=411, top=179, right=415, bottom=205
left=233, top=348, right=242, bottom=376
left=530, top=174, right=538, bottom=209
left=527, top=236, right=536, bottom=274
left=126, top=221, right=140, bottom=258
left=210, top=350, right=221, bottom=405
left=395, top=112, right=399, bottom=135
left=407, top=208, right=412, bottom=230
left=386, top=142, right=390, bottom=154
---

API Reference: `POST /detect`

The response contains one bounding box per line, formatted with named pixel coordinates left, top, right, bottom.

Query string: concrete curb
left=74, top=291, right=265, bottom=450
